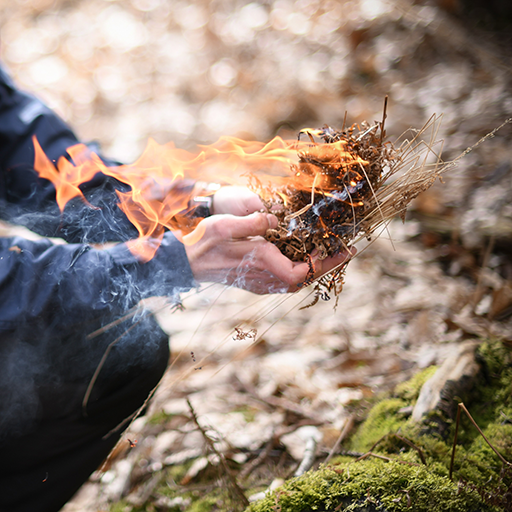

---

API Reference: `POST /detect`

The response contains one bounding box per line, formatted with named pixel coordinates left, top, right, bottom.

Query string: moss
left=244, top=341, right=512, bottom=512
left=349, top=398, right=409, bottom=452
left=246, top=458, right=487, bottom=512
left=395, top=366, right=438, bottom=401
left=123, top=342, right=511, bottom=512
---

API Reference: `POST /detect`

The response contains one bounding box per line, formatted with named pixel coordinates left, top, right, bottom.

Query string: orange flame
left=33, top=134, right=369, bottom=261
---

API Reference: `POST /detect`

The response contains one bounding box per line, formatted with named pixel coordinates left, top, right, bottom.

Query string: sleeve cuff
left=108, top=232, right=196, bottom=299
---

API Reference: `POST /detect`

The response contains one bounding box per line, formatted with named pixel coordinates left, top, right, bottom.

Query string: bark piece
left=411, top=340, right=481, bottom=435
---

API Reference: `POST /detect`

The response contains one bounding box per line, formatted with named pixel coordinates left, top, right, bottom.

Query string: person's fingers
left=312, top=247, right=356, bottom=276
left=184, top=213, right=357, bottom=294
left=243, top=194, right=265, bottom=215
left=212, top=186, right=264, bottom=216
left=253, top=242, right=310, bottom=286
left=212, top=212, right=277, bottom=240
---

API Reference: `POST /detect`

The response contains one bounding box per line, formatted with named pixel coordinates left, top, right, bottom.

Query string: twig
left=284, top=173, right=319, bottom=222
left=394, top=434, right=427, bottom=466
left=355, top=451, right=421, bottom=467
left=86, top=306, right=140, bottom=340
left=82, top=319, right=141, bottom=416
left=240, top=419, right=323, bottom=480
left=239, top=435, right=277, bottom=480
left=380, top=95, right=388, bottom=145
left=294, top=430, right=319, bottom=477
left=364, top=433, right=427, bottom=466
left=450, top=402, right=512, bottom=481
left=324, top=415, right=355, bottom=465
left=449, top=402, right=462, bottom=481
left=452, top=117, right=512, bottom=164
left=186, top=398, right=249, bottom=508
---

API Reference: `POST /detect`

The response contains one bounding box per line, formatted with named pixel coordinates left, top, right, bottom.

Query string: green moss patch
left=247, top=458, right=485, bottom=512
left=246, top=340, right=512, bottom=512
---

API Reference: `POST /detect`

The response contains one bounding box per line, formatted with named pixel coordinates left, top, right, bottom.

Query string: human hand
left=182, top=212, right=354, bottom=295
left=211, top=186, right=264, bottom=217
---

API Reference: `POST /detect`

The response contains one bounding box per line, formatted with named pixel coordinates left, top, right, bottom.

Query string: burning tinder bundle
left=248, top=111, right=511, bottom=300
left=252, top=119, right=395, bottom=263
left=237, top=108, right=447, bottom=299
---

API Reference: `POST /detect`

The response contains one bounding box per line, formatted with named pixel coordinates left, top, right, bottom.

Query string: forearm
left=0, top=232, right=194, bottom=332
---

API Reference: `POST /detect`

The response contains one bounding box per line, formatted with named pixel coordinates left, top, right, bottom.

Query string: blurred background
left=2, top=0, right=510, bottom=161
left=1, top=0, right=512, bottom=510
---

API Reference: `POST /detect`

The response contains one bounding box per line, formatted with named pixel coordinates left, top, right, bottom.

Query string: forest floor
left=1, top=0, right=512, bottom=510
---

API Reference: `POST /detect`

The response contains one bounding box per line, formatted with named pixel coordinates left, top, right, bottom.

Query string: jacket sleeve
left=0, top=64, right=143, bottom=244
left=0, top=64, right=199, bottom=318
left=0, top=231, right=195, bottom=333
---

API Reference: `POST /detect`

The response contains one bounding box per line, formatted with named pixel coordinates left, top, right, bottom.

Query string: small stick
left=355, top=451, right=421, bottom=467
left=394, top=434, right=427, bottom=466
left=450, top=402, right=512, bottom=481
left=359, top=432, right=427, bottom=466
left=324, top=415, right=355, bottom=465
left=186, top=398, right=249, bottom=507
left=450, top=402, right=512, bottom=480
left=294, top=431, right=319, bottom=477
left=380, top=95, right=388, bottom=145
left=365, top=433, right=389, bottom=454
left=86, top=306, right=139, bottom=340
left=284, top=173, right=319, bottom=222
left=449, top=402, right=462, bottom=481
left=239, top=434, right=277, bottom=480
left=355, top=123, right=380, bottom=142
left=452, top=117, right=512, bottom=164
left=82, top=320, right=141, bottom=416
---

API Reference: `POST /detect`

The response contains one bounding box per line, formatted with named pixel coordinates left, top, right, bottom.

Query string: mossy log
left=246, top=340, right=512, bottom=512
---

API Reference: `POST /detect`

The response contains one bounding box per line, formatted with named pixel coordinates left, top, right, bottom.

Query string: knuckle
left=209, top=219, right=229, bottom=239
left=254, top=213, right=270, bottom=233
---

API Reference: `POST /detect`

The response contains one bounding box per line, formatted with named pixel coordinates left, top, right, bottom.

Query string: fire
left=251, top=121, right=389, bottom=265
left=31, top=135, right=289, bottom=260
left=33, top=131, right=371, bottom=262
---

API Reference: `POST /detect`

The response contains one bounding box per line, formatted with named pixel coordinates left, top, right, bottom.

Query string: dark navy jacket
left=0, top=65, right=195, bottom=333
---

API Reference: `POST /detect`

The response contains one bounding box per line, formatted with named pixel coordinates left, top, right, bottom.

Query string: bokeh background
left=3, top=0, right=510, bottom=162
left=1, top=0, right=512, bottom=510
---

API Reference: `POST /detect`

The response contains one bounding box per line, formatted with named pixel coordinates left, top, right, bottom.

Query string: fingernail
left=266, top=213, right=277, bottom=229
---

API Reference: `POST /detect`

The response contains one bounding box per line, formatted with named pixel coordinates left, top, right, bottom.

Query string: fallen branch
left=324, top=415, right=355, bottom=465
left=294, top=429, right=319, bottom=477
